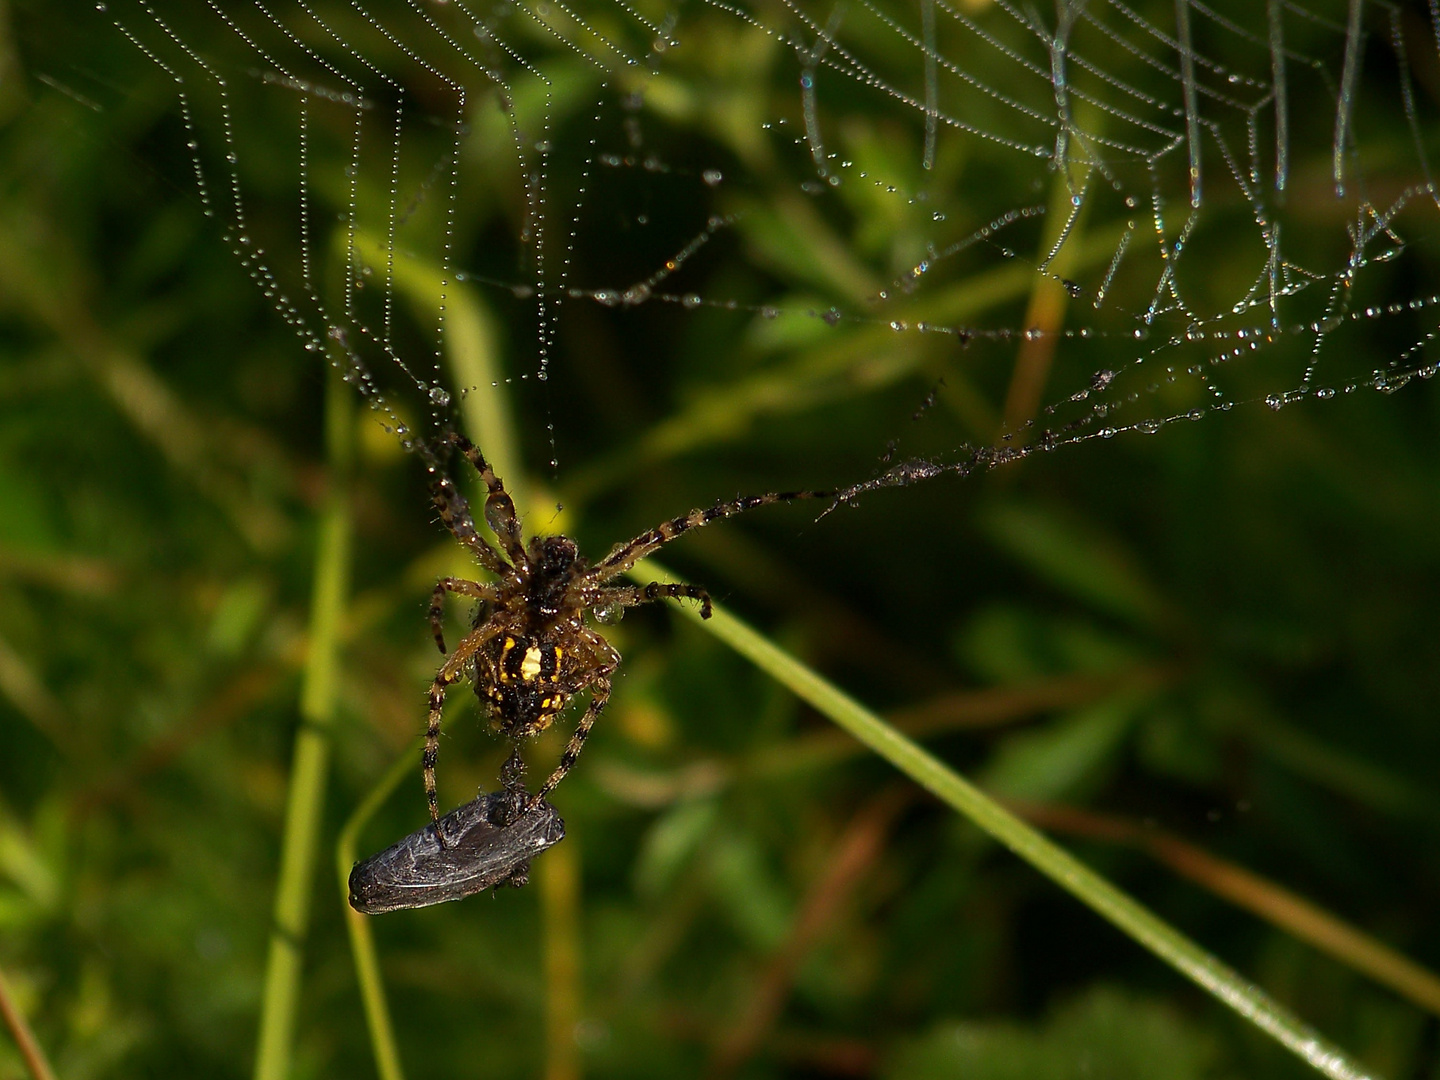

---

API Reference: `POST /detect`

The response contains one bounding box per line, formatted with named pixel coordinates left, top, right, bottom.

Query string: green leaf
left=633, top=797, right=720, bottom=900
left=979, top=502, right=1167, bottom=628
left=0, top=467, right=59, bottom=552
left=885, top=984, right=1219, bottom=1080
left=981, top=694, right=1144, bottom=803
left=957, top=604, right=1143, bottom=682
left=705, top=829, right=793, bottom=950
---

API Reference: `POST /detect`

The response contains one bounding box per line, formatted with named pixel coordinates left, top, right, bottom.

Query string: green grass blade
left=337, top=751, right=417, bottom=1080
left=253, top=369, right=354, bottom=1080
left=629, top=558, right=1382, bottom=1080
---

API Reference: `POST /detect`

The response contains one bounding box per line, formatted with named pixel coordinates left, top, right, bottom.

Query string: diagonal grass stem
left=629, top=558, right=1382, bottom=1080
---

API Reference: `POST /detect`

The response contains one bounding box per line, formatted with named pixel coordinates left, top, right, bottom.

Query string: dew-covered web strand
left=323, top=0, right=468, bottom=425
left=920, top=0, right=938, bottom=172
left=342, top=0, right=683, bottom=463
left=529, top=0, right=641, bottom=71
left=111, top=0, right=439, bottom=437
left=1386, top=5, right=1439, bottom=212
left=286, top=3, right=429, bottom=431
left=443, top=0, right=580, bottom=474
left=1174, top=0, right=1202, bottom=207
left=389, top=0, right=534, bottom=410
left=239, top=1, right=385, bottom=392
left=113, top=1, right=373, bottom=421
left=797, top=7, right=844, bottom=189
left=754, top=0, right=1053, bottom=157
left=854, top=0, right=1058, bottom=134
left=106, top=11, right=214, bottom=217
left=446, top=185, right=1436, bottom=439
left=117, top=0, right=553, bottom=442
left=254, top=0, right=396, bottom=416
left=532, top=99, right=607, bottom=472
left=1094, top=0, right=1270, bottom=92
left=107, top=0, right=1440, bottom=484
left=447, top=0, right=563, bottom=406
left=1046, top=2, right=1079, bottom=182
left=1034, top=0, right=1276, bottom=185
left=1267, top=0, right=1291, bottom=192
left=200, top=2, right=322, bottom=289
left=1332, top=0, right=1364, bottom=200
left=448, top=0, right=570, bottom=471
left=139, top=1, right=314, bottom=347
left=747, top=0, right=1361, bottom=407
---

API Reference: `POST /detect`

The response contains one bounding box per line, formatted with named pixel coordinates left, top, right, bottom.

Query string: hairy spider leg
left=443, top=431, right=529, bottom=571
left=424, top=624, right=504, bottom=828
left=529, top=676, right=613, bottom=809
left=591, top=489, right=834, bottom=583
left=430, top=474, right=515, bottom=581
left=526, top=626, right=619, bottom=809
left=428, top=577, right=497, bottom=654
left=594, top=581, right=714, bottom=620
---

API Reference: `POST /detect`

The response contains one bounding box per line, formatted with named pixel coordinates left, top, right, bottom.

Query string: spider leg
left=444, top=432, right=529, bottom=571
left=423, top=625, right=498, bottom=829
left=525, top=627, right=619, bottom=809
left=431, top=473, right=513, bottom=580
left=428, top=577, right=496, bottom=654
left=590, top=488, right=833, bottom=583
left=594, top=581, right=713, bottom=620
left=527, top=671, right=612, bottom=811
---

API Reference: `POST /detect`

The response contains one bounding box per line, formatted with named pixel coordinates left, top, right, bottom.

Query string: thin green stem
left=629, top=558, right=1382, bottom=1080
left=336, top=751, right=417, bottom=1080
left=336, top=238, right=527, bottom=1080
left=254, top=368, right=354, bottom=1080
left=539, top=838, right=582, bottom=1080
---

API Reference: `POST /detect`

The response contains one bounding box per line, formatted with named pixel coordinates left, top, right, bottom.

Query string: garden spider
left=421, top=431, right=829, bottom=823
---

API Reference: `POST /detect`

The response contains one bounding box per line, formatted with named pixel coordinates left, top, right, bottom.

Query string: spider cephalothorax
left=419, top=431, right=826, bottom=821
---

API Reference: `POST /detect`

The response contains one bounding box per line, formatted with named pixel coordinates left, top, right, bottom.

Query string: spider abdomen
left=477, top=632, right=571, bottom=738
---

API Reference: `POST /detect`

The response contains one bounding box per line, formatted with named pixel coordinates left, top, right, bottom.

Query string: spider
left=420, top=431, right=830, bottom=822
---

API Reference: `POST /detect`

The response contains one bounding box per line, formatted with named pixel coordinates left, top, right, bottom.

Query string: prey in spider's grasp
left=348, top=789, right=565, bottom=914
left=422, top=431, right=829, bottom=819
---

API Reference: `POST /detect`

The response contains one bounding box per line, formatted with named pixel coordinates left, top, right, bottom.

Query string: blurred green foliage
left=2, top=0, right=1440, bottom=1078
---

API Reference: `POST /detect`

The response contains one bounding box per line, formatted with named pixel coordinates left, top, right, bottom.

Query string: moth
left=349, top=790, right=565, bottom=914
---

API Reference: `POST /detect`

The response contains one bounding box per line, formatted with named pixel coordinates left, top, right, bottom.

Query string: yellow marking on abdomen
left=498, top=636, right=518, bottom=683
left=520, top=645, right=543, bottom=682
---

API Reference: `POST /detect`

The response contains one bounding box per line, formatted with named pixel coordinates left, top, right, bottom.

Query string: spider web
left=98, top=0, right=1440, bottom=490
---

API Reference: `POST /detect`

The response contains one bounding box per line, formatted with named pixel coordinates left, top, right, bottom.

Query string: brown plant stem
left=706, top=788, right=911, bottom=1078
left=1014, top=800, right=1440, bottom=1018
left=0, top=962, right=57, bottom=1080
